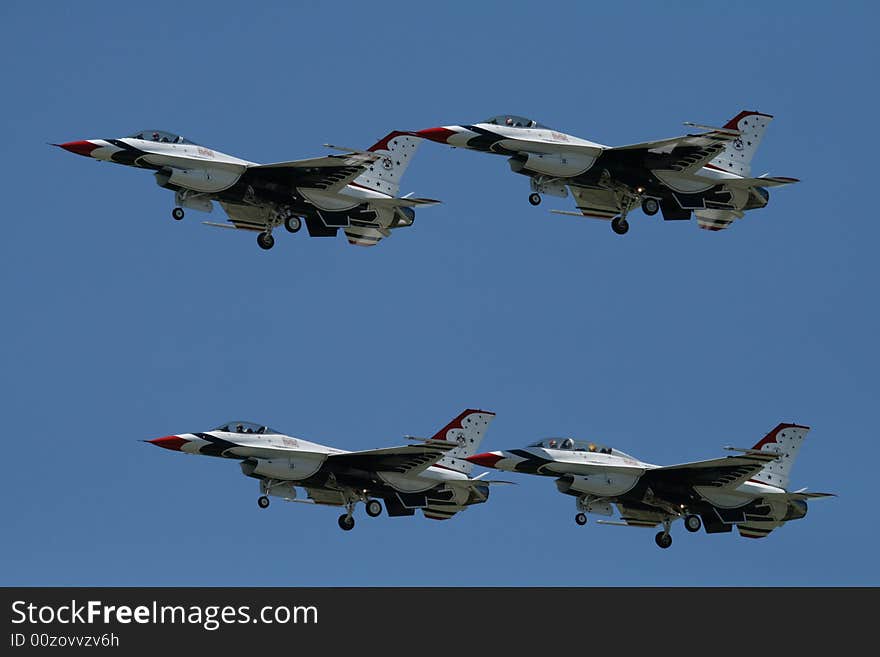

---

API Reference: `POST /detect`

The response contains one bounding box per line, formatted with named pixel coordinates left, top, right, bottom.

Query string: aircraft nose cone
left=466, top=451, right=505, bottom=468
left=415, top=127, right=457, bottom=144
left=147, top=435, right=189, bottom=451
left=56, top=140, right=100, bottom=157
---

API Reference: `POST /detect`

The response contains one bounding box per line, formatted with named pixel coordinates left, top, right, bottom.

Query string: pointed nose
left=147, top=435, right=189, bottom=451
left=55, top=140, right=100, bottom=157
left=466, top=451, right=505, bottom=469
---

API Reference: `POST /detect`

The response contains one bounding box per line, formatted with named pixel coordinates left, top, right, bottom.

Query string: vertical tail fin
left=353, top=131, right=423, bottom=197
left=749, top=423, right=811, bottom=490
left=430, top=409, right=496, bottom=475
left=708, top=110, right=774, bottom=176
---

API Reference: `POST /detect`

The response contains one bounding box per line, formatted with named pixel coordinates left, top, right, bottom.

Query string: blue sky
left=1, top=1, right=876, bottom=586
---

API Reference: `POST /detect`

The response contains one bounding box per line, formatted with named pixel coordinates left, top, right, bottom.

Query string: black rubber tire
left=655, top=531, right=673, bottom=549
left=684, top=514, right=702, bottom=533
left=257, top=496, right=270, bottom=509
left=575, top=512, right=588, bottom=526
left=528, top=193, right=542, bottom=206
left=257, top=232, right=275, bottom=250
left=641, top=198, right=659, bottom=216
left=365, top=500, right=383, bottom=518
left=172, top=207, right=185, bottom=221
left=338, top=514, right=355, bottom=531
left=284, top=216, right=302, bottom=233
left=611, top=217, right=629, bottom=235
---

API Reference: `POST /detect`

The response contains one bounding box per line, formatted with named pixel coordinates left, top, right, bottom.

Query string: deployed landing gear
left=284, top=215, right=302, bottom=233
left=338, top=513, right=355, bottom=531
left=684, top=514, right=702, bottom=533
left=257, top=231, right=275, bottom=250
left=655, top=531, right=673, bottom=549
left=611, top=217, right=629, bottom=235
left=257, top=495, right=270, bottom=509
left=172, top=207, right=185, bottom=221
left=365, top=499, right=383, bottom=518
left=575, top=512, right=588, bottom=526
left=641, top=197, right=659, bottom=216
left=528, top=192, right=542, bottom=206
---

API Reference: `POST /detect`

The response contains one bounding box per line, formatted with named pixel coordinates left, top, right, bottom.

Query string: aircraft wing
left=643, top=451, right=779, bottom=491
left=326, top=440, right=458, bottom=476
left=606, top=129, right=739, bottom=176
left=245, top=151, right=381, bottom=193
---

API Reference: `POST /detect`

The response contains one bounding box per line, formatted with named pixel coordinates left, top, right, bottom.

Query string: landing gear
left=684, top=514, right=702, bottom=533
left=528, top=192, right=542, bottom=206
left=365, top=499, right=383, bottom=518
left=257, top=495, right=270, bottom=509
left=172, top=207, right=185, bottom=221
left=257, top=231, right=275, bottom=250
left=641, top=197, right=659, bottom=216
left=284, top=215, right=302, bottom=233
left=655, top=531, right=673, bottom=549
left=575, top=512, right=588, bottom=526
left=338, top=513, right=355, bottom=531
left=611, top=217, right=629, bottom=235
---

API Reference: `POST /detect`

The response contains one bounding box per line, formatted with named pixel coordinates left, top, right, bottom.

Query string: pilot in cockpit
left=561, top=438, right=574, bottom=450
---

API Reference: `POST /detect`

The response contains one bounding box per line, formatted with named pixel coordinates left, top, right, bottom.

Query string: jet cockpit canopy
left=213, top=421, right=279, bottom=435
left=528, top=437, right=613, bottom=454
left=484, top=115, right=548, bottom=129
left=128, top=129, right=195, bottom=144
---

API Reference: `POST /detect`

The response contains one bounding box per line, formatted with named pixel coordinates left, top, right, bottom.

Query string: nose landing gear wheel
left=611, top=217, right=629, bottom=235
left=528, top=193, right=542, bottom=206
left=257, top=232, right=275, bottom=250
left=655, top=531, right=673, bottom=549
left=684, top=514, right=702, bottom=533
left=641, top=198, right=660, bottom=216
left=365, top=499, right=383, bottom=518
left=575, top=512, right=588, bottom=526
left=257, top=496, right=270, bottom=509
left=338, top=514, right=355, bottom=531
left=172, top=207, right=185, bottom=221
left=284, top=216, right=302, bottom=233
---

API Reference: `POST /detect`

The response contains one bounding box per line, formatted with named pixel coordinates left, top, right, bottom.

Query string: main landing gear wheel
left=528, top=193, right=542, bottom=206
left=575, top=512, right=588, bottom=526
left=172, top=207, right=185, bottom=221
left=684, top=514, right=702, bottom=533
left=365, top=499, right=383, bottom=518
left=655, top=531, right=673, bottom=549
left=338, top=514, right=355, bottom=531
left=257, top=495, right=270, bottom=509
left=284, top=216, right=302, bottom=233
left=611, top=217, right=629, bottom=235
left=641, top=198, right=660, bottom=216
left=257, top=232, right=275, bottom=250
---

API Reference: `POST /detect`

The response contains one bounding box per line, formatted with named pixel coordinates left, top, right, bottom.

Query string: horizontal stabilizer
left=368, top=196, right=441, bottom=208
left=723, top=175, right=800, bottom=188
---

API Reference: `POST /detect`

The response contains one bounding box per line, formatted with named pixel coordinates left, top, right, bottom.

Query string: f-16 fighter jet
left=414, top=110, right=796, bottom=234
left=147, top=409, right=498, bottom=530
left=467, top=423, right=833, bottom=548
left=54, top=129, right=437, bottom=249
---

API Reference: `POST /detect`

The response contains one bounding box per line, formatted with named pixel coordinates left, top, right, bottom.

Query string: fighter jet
left=413, top=110, right=797, bottom=234
left=146, top=409, right=499, bottom=530
left=54, top=129, right=437, bottom=249
left=467, top=423, right=833, bottom=548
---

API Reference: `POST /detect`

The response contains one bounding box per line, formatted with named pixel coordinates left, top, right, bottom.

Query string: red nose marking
left=57, top=140, right=100, bottom=157
left=466, top=452, right=504, bottom=468
left=415, top=127, right=457, bottom=144
left=148, top=435, right=189, bottom=451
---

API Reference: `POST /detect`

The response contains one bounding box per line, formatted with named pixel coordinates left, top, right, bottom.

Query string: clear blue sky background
left=2, top=1, right=876, bottom=586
